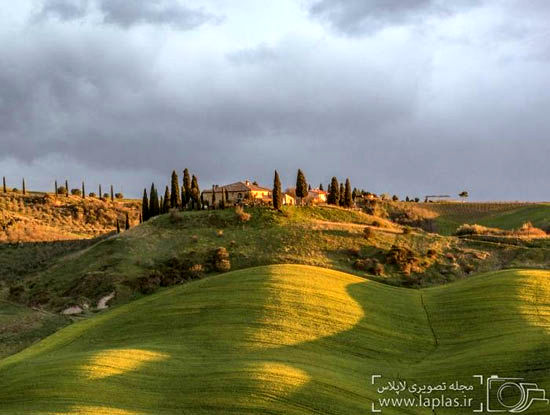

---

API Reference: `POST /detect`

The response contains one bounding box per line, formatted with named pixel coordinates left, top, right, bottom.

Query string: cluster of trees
left=142, top=169, right=201, bottom=221
left=271, top=170, right=355, bottom=209
left=52, top=180, right=122, bottom=201
left=326, top=177, right=354, bottom=208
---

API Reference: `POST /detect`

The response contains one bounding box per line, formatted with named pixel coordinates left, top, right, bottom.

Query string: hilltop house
left=202, top=180, right=296, bottom=207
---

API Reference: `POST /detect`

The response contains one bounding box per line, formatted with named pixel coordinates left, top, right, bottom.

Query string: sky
left=2, top=0, right=550, bottom=200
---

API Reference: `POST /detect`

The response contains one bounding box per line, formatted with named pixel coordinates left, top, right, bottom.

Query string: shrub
left=235, top=206, right=251, bottom=223
left=169, top=209, right=182, bottom=224
left=57, top=186, right=67, bottom=195
left=8, top=284, right=25, bottom=301
left=426, top=248, right=437, bottom=259
left=88, top=192, right=96, bottom=197
left=70, top=188, right=81, bottom=196
left=136, top=273, right=161, bottom=294
left=372, top=260, right=385, bottom=276
left=12, top=188, right=19, bottom=193
left=363, top=227, right=372, bottom=240
left=217, top=229, right=224, bottom=238
left=372, top=220, right=381, bottom=227
left=115, top=193, right=124, bottom=199
left=191, top=235, right=199, bottom=243
left=211, top=247, right=231, bottom=272
left=188, top=264, right=204, bottom=279
left=403, top=226, right=412, bottom=234
left=102, top=193, right=110, bottom=199
left=348, top=247, right=361, bottom=257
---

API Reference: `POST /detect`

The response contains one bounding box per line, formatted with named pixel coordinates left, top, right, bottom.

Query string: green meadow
left=0, top=264, right=548, bottom=414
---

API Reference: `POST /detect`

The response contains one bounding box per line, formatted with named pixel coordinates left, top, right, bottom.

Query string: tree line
left=142, top=168, right=201, bottom=221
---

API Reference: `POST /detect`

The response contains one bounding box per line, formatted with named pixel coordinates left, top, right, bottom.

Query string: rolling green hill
left=0, top=264, right=548, bottom=414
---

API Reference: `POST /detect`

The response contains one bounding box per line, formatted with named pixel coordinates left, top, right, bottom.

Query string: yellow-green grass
left=0, top=265, right=548, bottom=414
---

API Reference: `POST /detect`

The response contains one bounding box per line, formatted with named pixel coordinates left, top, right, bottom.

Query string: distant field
left=414, top=202, right=550, bottom=235
left=0, top=265, right=548, bottom=414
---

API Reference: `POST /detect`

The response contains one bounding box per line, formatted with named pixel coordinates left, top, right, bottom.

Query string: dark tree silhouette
left=327, top=177, right=339, bottom=205
left=344, top=178, right=353, bottom=208
left=163, top=185, right=170, bottom=213
left=170, top=170, right=180, bottom=209
left=182, top=168, right=191, bottom=208
left=142, top=188, right=149, bottom=221
left=273, top=170, right=283, bottom=210
left=22, top=178, right=26, bottom=195
left=125, top=212, right=130, bottom=230
left=295, top=169, right=308, bottom=205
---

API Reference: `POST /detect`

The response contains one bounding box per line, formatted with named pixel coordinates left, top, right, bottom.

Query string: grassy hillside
left=0, top=192, right=141, bottom=242
left=11, top=205, right=550, bottom=313
left=0, top=265, right=548, bottom=414
left=15, top=206, right=479, bottom=312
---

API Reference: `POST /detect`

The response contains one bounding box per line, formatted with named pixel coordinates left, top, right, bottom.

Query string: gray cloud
left=308, top=0, right=477, bottom=35
left=35, top=0, right=90, bottom=21
left=3, top=1, right=550, bottom=200
left=98, top=0, right=221, bottom=29
left=35, top=0, right=221, bottom=29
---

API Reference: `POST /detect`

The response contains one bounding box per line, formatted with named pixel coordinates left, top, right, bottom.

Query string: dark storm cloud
left=4, top=1, right=550, bottom=200
left=35, top=0, right=221, bottom=29
left=308, top=0, right=477, bottom=35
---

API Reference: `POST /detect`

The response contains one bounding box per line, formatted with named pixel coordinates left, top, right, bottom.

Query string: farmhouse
left=201, top=181, right=272, bottom=206
left=307, top=189, right=327, bottom=204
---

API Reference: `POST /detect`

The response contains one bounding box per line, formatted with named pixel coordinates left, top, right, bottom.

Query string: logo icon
left=486, top=375, right=549, bottom=413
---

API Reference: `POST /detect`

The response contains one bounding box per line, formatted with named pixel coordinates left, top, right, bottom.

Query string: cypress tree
left=22, top=178, right=26, bottom=195
left=139, top=213, right=142, bottom=224
left=170, top=170, right=180, bottom=209
left=225, top=188, right=229, bottom=204
left=319, top=183, right=324, bottom=191
left=65, top=180, right=69, bottom=197
left=327, top=177, right=339, bottom=205
left=116, top=219, right=120, bottom=234
left=82, top=182, right=85, bottom=199
left=163, top=185, right=170, bottom=213
left=220, top=185, right=226, bottom=209
left=273, top=170, right=283, bottom=210
left=99, top=185, right=102, bottom=199
left=55, top=180, right=58, bottom=197
left=295, top=169, right=308, bottom=206
left=110, top=185, right=114, bottom=202
left=339, top=183, right=345, bottom=206
left=159, top=196, right=164, bottom=213
left=212, top=185, right=216, bottom=209
left=191, top=175, right=200, bottom=210
left=125, top=212, right=130, bottom=230
left=344, top=178, right=353, bottom=208
left=182, top=168, right=191, bottom=208
left=149, top=183, right=159, bottom=217
left=142, top=188, right=149, bottom=221
left=352, top=187, right=357, bottom=201
left=2, top=177, right=6, bottom=193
